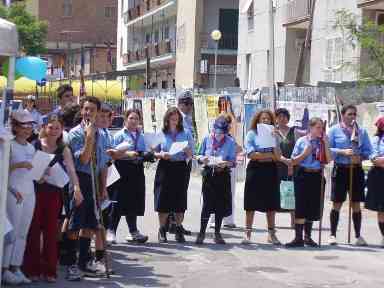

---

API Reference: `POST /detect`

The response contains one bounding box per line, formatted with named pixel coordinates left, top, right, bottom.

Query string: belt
left=302, top=168, right=322, bottom=173
left=252, top=159, right=274, bottom=163
left=336, top=163, right=362, bottom=168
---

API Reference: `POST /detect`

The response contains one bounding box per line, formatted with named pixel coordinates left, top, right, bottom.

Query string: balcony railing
left=200, top=33, right=238, bottom=50
left=284, top=0, right=313, bottom=26
left=126, top=0, right=170, bottom=22
left=123, top=39, right=174, bottom=65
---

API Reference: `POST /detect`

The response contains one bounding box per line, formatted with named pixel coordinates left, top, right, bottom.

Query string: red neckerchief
left=211, top=133, right=226, bottom=154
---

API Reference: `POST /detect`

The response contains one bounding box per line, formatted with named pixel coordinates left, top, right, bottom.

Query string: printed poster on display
left=244, top=103, right=262, bottom=132
left=218, top=93, right=243, bottom=146
left=206, top=96, right=219, bottom=119
left=193, top=96, right=209, bottom=143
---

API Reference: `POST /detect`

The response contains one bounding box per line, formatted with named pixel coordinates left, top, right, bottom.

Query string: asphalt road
left=25, top=167, right=384, bottom=288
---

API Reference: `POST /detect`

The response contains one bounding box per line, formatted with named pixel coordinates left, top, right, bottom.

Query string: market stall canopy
left=0, top=18, right=18, bottom=56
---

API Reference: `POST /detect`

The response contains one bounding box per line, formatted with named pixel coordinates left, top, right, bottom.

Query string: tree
left=334, top=9, right=384, bottom=84
left=0, top=3, right=48, bottom=56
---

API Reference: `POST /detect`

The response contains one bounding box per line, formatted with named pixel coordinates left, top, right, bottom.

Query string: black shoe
left=285, top=238, right=304, bottom=248
left=180, top=225, right=192, bottom=236
left=168, top=223, right=177, bottom=234
left=214, top=233, right=226, bottom=244
left=304, top=237, right=318, bottom=247
left=158, top=227, right=168, bottom=243
left=175, top=226, right=186, bottom=243
left=195, top=233, right=205, bottom=245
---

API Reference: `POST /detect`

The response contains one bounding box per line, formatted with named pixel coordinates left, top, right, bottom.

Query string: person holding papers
left=243, top=109, right=283, bottom=245
left=154, top=107, right=194, bottom=244
left=106, top=108, right=154, bottom=244
left=195, top=116, right=236, bottom=245
left=285, top=118, right=331, bottom=248
left=2, top=111, right=36, bottom=285
left=23, top=113, right=82, bottom=282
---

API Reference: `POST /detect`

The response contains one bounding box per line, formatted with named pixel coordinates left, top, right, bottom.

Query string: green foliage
left=0, top=3, right=47, bottom=55
left=334, top=9, right=384, bottom=83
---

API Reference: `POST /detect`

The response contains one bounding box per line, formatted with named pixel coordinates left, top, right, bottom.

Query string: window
left=325, top=38, right=343, bottom=82
left=105, top=7, right=116, bottom=18
left=218, top=9, right=238, bottom=50
left=377, top=12, right=384, bottom=26
left=63, top=0, right=72, bottom=17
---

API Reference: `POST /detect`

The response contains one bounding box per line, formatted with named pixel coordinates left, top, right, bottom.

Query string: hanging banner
left=206, top=95, right=219, bottom=118
left=193, top=96, right=209, bottom=144
left=142, top=98, right=154, bottom=133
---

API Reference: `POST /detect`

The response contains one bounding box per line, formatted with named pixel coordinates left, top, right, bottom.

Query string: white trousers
left=2, top=192, right=35, bottom=268
left=209, top=168, right=237, bottom=225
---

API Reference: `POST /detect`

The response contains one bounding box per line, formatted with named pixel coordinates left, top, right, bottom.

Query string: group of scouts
left=2, top=84, right=384, bottom=286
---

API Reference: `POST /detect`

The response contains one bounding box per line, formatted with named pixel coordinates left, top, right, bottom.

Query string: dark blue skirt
left=154, top=160, right=189, bottom=213
left=366, top=167, right=384, bottom=212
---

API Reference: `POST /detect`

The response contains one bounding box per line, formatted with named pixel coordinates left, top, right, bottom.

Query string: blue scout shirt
left=291, top=136, right=322, bottom=170
left=156, top=129, right=194, bottom=162
left=328, top=124, right=372, bottom=164
left=245, top=129, right=274, bottom=157
left=370, top=136, right=384, bottom=159
left=68, top=122, right=109, bottom=175
left=199, top=134, right=237, bottom=164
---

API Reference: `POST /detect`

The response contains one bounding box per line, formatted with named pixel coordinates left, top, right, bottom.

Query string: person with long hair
left=23, top=114, right=83, bottom=282
left=366, top=116, right=384, bottom=247
left=286, top=118, right=331, bottom=247
left=107, top=109, right=154, bottom=244
left=242, top=109, right=283, bottom=245
left=195, top=116, right=236, bottom=244
left=154, top=107, right=194, bottom=243
left=328, top=105, right=372, bottom=246
left=2, top=111, right=36, bottom=285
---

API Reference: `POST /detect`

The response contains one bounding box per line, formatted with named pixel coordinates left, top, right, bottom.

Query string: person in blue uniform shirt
left=107, top=108, right=155, bottom=245
left=286, top=117, right=331, bottom=248
left=195, top=116, right=236, bottom=245
left=328, top=104, right=372, bottom=246
left=366, top=116, right=384, bottom=247
left=242, top=109, right=284, bottom=245
left=66, top=96, right=109, bottom=277
left=153, top=107, right=194, bottom=244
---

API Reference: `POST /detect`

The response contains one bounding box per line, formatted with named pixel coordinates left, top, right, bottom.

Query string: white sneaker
left=354, top=236, right=368, bottom=246
left=328, top=235, right=337, bottom=245
left=94, top=261, right=106, bottom=275
left=2, top=270, right=22, bottom=285
left=106, top=230, right=116, bottom=244
left=126, top=231, right=149, bottom=243
left=13, top=269, right=32, bottom=284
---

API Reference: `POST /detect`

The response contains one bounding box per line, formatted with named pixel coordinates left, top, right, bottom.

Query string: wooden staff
left=318, top=121, right=327, bottom=247
left=348, top=120, right=358, bottom=244
left=90, top=142, right=110, bottom=278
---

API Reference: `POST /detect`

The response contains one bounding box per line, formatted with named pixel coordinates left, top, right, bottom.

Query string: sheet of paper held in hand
left=207, top=156, right=224, bottom=166
left=168, top=141, right=188, bottom=155
left=115, top=141, right=131, bottom=151
left=29, top=150, right=55, bottom=180
left=45, top=163, right=70, bottom=188
left=256, top=124, right=277, bottom=149
left=107, top=163, right=120, bottom=187
left=144, top=133, right=165, bottom=150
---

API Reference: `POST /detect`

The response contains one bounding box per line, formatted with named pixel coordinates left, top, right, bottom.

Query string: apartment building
left=116, top=0, right=239, bottom=91
left=237, top=0, right=384, bottom=90
left=13, top=0, right=117, bottom=80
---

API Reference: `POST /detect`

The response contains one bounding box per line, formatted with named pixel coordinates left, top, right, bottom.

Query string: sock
left=294, top=224, right=304, bottom=241
left=78, top=237, right=91, bottom=269
left=352, top=211, right=362, bottom=238
left=330, top=209, right=339, bottom=236
left=95, top=250, right=105, bottom=262
left=379, top=222, right=384, bottom=236
left=215, top=216, right=223, bottom=234
left=64, top=238, right=78, bottom=266
left=304, top=221, right=313, bottom=239
left=126, top=215, right=138, bottom=234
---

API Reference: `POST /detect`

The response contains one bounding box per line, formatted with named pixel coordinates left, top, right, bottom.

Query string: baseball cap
left=12, top=110, right=36, bottom=124
left=178, top=90, right=193, bottom=105
left=213, top=116, right=229, bottom=134
left=26, top=95, right=36, bottom=101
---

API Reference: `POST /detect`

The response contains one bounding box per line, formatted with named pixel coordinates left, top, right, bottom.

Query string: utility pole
left=295, top=0, right=316, bottom=86
left=269, top=0, right=276, bottom=110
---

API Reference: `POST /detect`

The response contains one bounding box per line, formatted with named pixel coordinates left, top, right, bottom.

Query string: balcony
left=200, top=33, right=238, bottom=55
left=283, top=0, right=313, bottom=29
left=123, top=39, right=175, bottom=67
left=124, top=0, right=176, bottom=27
left=358, top=0, right=384, bottom=9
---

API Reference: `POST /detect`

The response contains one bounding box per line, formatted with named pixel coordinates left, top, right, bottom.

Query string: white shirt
left=9, top=139, right=35, bottom=195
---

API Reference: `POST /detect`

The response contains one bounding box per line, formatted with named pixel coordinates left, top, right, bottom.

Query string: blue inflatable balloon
left=15, top=56, right=47, bottom=81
